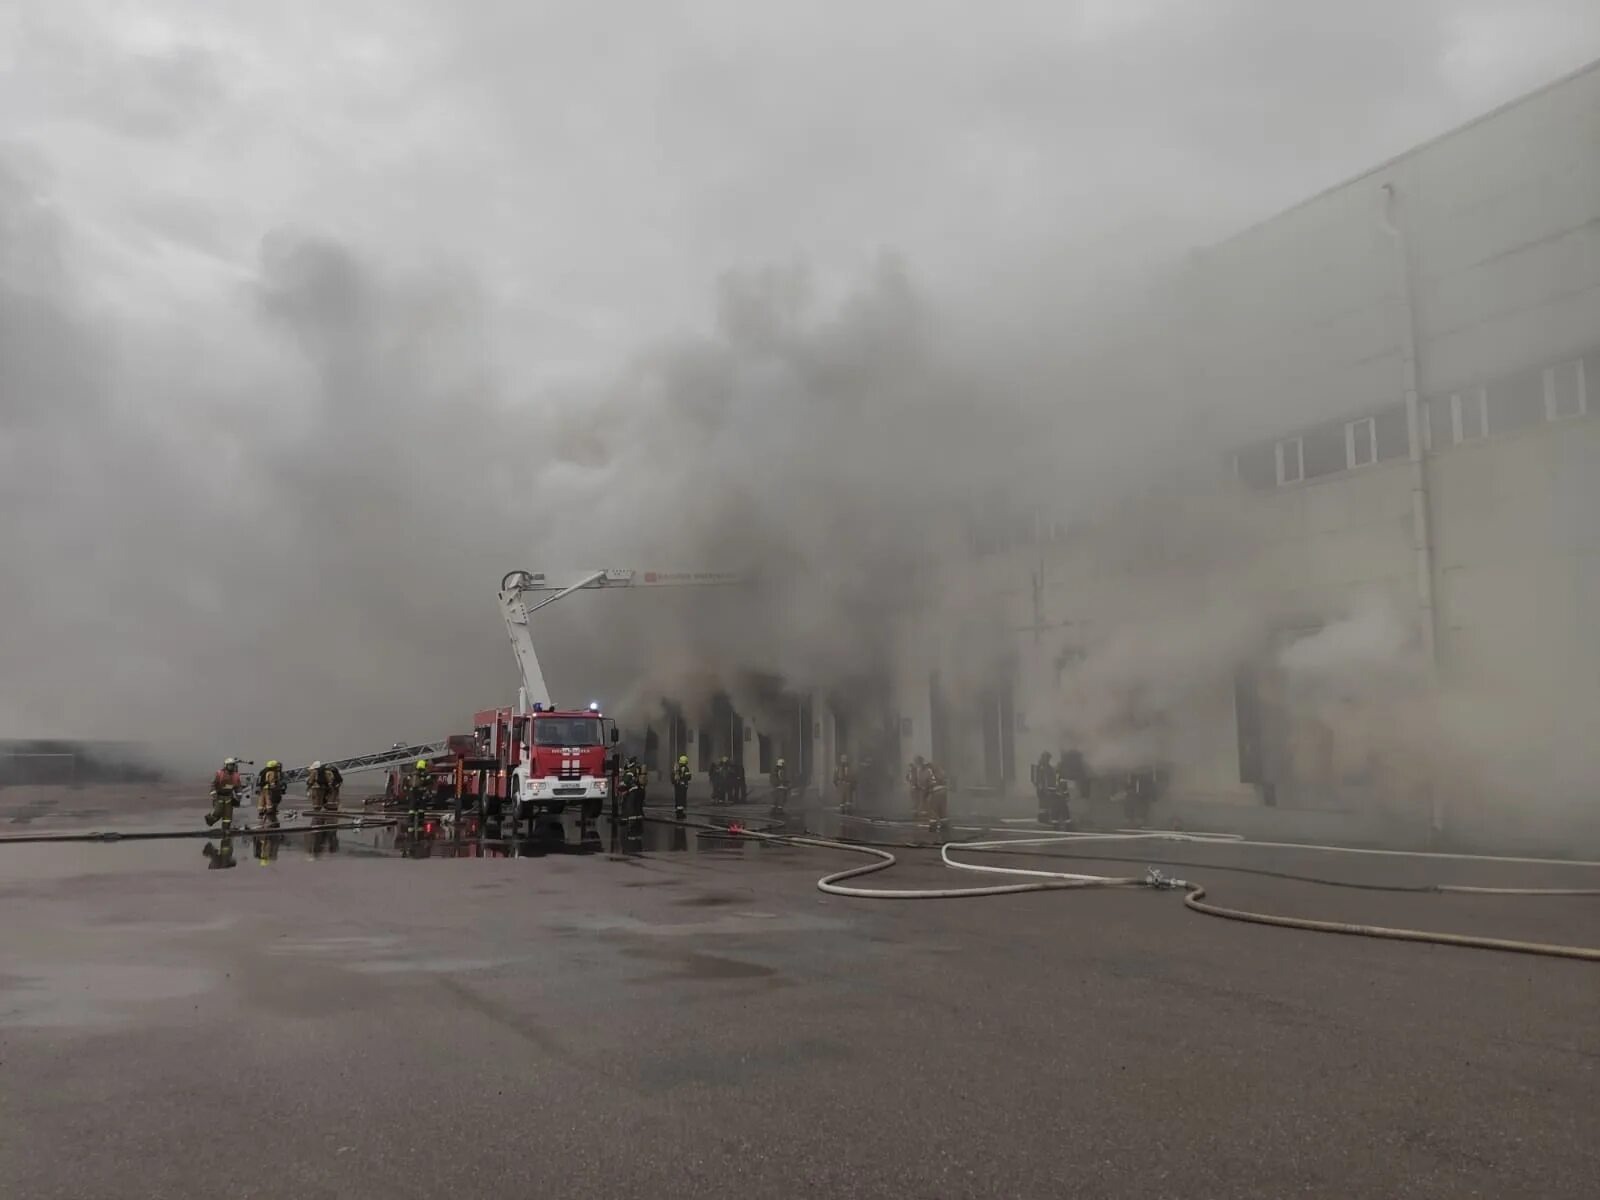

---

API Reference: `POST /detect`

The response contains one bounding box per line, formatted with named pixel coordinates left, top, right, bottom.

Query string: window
left=1487, top=367, right=1546, bottom=434
left=1374, top=404, right=1409, bottom=460
left=1302, top=425, right=1347, bottom=478
left=532, top=718, right=604, bottom=747
left=1451, top=387, right=1487, bottom=442
left=1275, top=437, right=1303, bottom=485
left=1345, top=417, right=1376, bottom=468
left=1546, top=359, right=1586, bottom=420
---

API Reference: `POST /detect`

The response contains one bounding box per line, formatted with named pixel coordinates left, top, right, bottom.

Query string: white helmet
left=224, top=757, right=238, bottom=768
left=310, top=760, right=322, bottom=769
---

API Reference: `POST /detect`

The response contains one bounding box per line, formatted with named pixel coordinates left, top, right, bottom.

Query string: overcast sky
left=2, top=1, right=1597, bottom=764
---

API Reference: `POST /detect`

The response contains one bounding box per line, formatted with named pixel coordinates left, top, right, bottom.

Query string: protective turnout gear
left=206, top=761, right=243, bottom=830
left=256, top=760, right=286, bottom=818
left=923, top=762, right=949, bottom=834
left=770, top=759, right=790, bottom=815
left=732, top=759, right=747, bottom=803
left=306, top=762, right=338, bottom=812
left=906, top=756, right=928, bottom=822
left=403, top=765, right=435, bottom=835
left=620, top=757, right=646, bottom=829
left=1049, top=750, right=1077, bottom=827
left=671, top=756, right=692, bottom=819
left=1033, top=752, right=1057, bottom=825
left=833, top=755, right=856, bottom=814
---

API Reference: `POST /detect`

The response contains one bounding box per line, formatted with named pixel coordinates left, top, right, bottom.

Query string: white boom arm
left=497, top=569, right=745, bottom=710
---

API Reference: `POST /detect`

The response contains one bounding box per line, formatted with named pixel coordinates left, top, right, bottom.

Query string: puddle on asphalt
left=1, top=803, right=990, bottom=880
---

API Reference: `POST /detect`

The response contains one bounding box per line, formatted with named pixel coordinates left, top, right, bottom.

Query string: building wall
left=925, top=62, right=1600, bottom=842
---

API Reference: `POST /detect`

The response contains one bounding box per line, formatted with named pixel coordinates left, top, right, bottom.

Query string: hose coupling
left=1145, top=866, right=1188, bottom=890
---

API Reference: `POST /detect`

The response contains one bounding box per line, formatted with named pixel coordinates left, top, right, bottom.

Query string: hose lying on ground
left=0, top=814, right=395, bottom=844
left=644, top=815, right=1600, bottom=961
left=1181, top=884, right=1600, bottom=962
left=942, top=830, right=1600, bottom=962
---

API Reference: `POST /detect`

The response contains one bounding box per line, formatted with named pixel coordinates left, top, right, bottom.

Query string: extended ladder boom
left=281, top=741, right=450, bottom=785
left=498, top=569, right=744, bottom=709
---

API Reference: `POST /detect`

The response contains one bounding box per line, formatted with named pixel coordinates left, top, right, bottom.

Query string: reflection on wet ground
left=6, top=802, right=999, bottom=879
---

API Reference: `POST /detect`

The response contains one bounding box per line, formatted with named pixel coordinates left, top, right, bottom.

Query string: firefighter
left=671, top=754, right=692, bottom=819
left=769, top=757, right=790, bottom=814
left=621, top=757, right=646, bottom=827
left=919, top=759, right=948, bottom=834
left=253, top=826, right=283, bottom=865
left=203, top=835, right=238, bottom=869
left=328, top=763, right=344, bottom=810
left=732, top=757, right=748, bottom=803
left=407, top=760, right=434, bottom=832
left=906, top=755, right=927, bottom=822
left=205, top=757, right=243, bottom=830
left=305, top=760, right=330, bottom=812
left=833, top=754, right=856, bottom=814
left=1032, top=751, right=1056, bottom=824
left=256, top=759, right=285, bottom=820
left=1052, top=749, right=1084, bottom=828
left=718, top=756, right=733, bottom=805
left=709, top=756, right=727, bottom=806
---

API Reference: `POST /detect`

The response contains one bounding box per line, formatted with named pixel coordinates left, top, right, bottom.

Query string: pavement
left=1, top=784, right=1597, bottom=1199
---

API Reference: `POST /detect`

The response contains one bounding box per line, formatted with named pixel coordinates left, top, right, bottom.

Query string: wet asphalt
left=1, top=787, right=1597, bottom=1199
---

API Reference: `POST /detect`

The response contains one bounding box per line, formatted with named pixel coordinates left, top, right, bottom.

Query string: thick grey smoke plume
left=3, top=1, right=1597, bottom=779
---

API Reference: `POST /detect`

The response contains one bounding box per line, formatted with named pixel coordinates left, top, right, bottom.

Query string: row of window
left=1239, top=347, right=1595, bottom=489
left=1424, top=353, right=1589, bottom=451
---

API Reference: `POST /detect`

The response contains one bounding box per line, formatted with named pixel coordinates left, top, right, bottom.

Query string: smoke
left=3, top=0, right=1597, bottom=812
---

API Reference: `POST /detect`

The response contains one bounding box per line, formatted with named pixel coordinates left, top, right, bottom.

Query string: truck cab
left=475, top=705, right=618, bottom=820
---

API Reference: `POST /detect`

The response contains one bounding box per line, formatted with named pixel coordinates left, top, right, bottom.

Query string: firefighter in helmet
left=906, top=755, right=928, bottom=822
left=621, top=756, right=646, bottom=827
left=1032, top=751, right=1057, bottom=825
left=671, top=754, right=692, bottom=820
left=769, top=757, right=790, bottom=814
left=833, top=754, right=856, bottom=814
left=922, top=760, right=949, bottom=835
left=305, top=761, right=332, bottom=811
left=407, top=760, right=434, bottom=831
left=256, top=759, right=286, bottom=821
left=206, top=757, right=243, bottom=830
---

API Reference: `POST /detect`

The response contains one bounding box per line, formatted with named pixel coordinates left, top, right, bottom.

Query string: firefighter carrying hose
left=769, top=758, right=790, bottom=815
left=256, top=759, right=286, bottom=821
left=833, top=754, right=856, bottom=814
left=671, top=754, right=692, bottom=820
left=205, top=757, right=243, bottom=830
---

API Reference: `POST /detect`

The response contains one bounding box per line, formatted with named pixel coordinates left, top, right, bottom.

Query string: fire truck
left=287, top=568, right=741, bottom=821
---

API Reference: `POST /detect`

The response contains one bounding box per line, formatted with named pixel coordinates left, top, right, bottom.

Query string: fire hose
left=647, top=814, right=1600, bottom=961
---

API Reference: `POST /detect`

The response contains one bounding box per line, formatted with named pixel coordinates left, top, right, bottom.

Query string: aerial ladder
left=270, top=570, right=744, bottom=797
left=280, top=741, right=451, bottom=786
left=497, top=568, right=745, bottom=711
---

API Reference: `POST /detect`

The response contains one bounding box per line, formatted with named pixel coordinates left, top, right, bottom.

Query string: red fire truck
left=469, top=702, right=618, bottom=822
left=299, top=568, right=741, bottom=815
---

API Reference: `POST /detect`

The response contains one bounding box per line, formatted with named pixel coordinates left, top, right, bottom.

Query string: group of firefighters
left=204, top=756, right=348, bottom=831
left=207, top=747, right=1161, bottom=835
